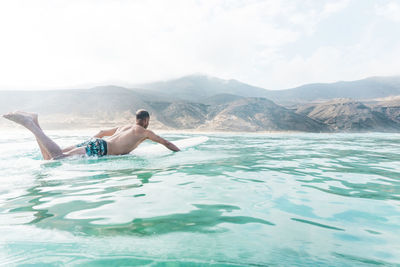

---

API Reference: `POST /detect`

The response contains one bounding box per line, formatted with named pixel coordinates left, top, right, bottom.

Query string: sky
left=0, top=0, right=399, bottom=91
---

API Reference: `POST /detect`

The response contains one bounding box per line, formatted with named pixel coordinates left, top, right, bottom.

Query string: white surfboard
left=131, top=136, right=209, bottom=156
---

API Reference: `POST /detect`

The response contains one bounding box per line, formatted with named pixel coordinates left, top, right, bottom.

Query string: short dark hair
left=136, top=109, right=150, bottom=120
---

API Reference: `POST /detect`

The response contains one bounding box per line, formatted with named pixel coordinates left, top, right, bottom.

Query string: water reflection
left=88, top=204, right=274, bottom=237
left=1, top=132, right=400, bottom=266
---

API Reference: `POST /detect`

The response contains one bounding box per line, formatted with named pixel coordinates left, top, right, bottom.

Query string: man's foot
left=3, top=111, right=35, bottom=127
left=17, top=111, right=39, bottom=126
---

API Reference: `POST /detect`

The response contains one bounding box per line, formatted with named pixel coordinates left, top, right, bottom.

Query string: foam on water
left=0, top=130, right=399, bottom=266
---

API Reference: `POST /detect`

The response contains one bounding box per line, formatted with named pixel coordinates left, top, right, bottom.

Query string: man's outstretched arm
left=93, top=127, right=119, bottom=138
left=146, top=130, right=180, bottom=152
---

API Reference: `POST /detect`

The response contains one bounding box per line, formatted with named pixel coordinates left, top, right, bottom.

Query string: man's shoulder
left=132, top=125, right=149, bottom=135
left=142, top=128, right=154, bottom=135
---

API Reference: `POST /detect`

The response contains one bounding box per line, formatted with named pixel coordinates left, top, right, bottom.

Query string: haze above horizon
left=0, top=0, right=399, bottom=91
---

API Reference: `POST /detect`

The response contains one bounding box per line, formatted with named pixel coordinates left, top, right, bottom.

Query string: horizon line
left=0, top=73, right=399, bottom=92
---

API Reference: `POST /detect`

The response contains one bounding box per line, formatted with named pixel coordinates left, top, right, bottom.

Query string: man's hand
left=146, top=130, right=180, bottom=152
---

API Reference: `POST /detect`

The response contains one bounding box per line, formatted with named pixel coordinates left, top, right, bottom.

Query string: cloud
left=323, top=0, right=350, bottom=16
left=0, top=0, right=397, bottom=90
left=376, top=1, right=400, bottom=22
left=265, top=32, right=400, bottom=89
left=0, top=0, right=302, bottom=89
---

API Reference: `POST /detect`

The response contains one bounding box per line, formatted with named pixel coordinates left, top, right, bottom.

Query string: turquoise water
left=0, top=130, right=399, bottom=266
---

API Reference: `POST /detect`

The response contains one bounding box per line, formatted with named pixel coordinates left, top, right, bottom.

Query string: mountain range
left=1, top=74, right=400, bottom=132
left=135, top=74, right=400, bottom=104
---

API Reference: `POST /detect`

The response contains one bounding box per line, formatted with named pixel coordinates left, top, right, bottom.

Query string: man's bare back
left=95, top=124, right=180, bottom=155
left=105, top=125, right=148, bottom=155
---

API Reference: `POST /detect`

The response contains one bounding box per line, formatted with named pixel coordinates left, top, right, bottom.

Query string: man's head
left=136, top=109, right=150, bottom=128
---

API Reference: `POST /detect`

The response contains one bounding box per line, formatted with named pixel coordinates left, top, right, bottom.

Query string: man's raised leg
left=18, top=112, right=52, bottom=160
left=3, top=112, right=67, bottom=160
left=24, top=112, right=86, bottom=156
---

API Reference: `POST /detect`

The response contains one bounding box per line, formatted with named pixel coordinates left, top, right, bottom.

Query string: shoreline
left=0, top=126, right=302, bottom=135
left=0, top=126, right=399, bottom=135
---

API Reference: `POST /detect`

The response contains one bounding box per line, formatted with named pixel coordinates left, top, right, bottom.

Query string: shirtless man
left=2, top=109, right=180, bottom=160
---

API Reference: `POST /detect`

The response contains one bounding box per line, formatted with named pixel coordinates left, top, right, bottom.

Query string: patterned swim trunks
left=76, top=138, right=108, bottom=157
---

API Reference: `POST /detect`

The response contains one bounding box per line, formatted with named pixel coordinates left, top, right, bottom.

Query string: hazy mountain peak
left=135, top=74, right=269, bottom=102
left=263, top=75, right=400, bottom=104
left=90, top=85, right=130, bottom=92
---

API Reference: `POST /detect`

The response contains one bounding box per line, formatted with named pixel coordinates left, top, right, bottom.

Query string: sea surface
left=0, top=130, right=399, bottom=266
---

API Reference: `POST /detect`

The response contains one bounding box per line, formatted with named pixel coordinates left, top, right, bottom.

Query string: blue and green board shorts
left=76, top=138, right=108, bottom=157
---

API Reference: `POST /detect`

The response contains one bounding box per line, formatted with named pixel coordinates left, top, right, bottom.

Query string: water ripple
left=0, top=132, right=399, bottom=265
